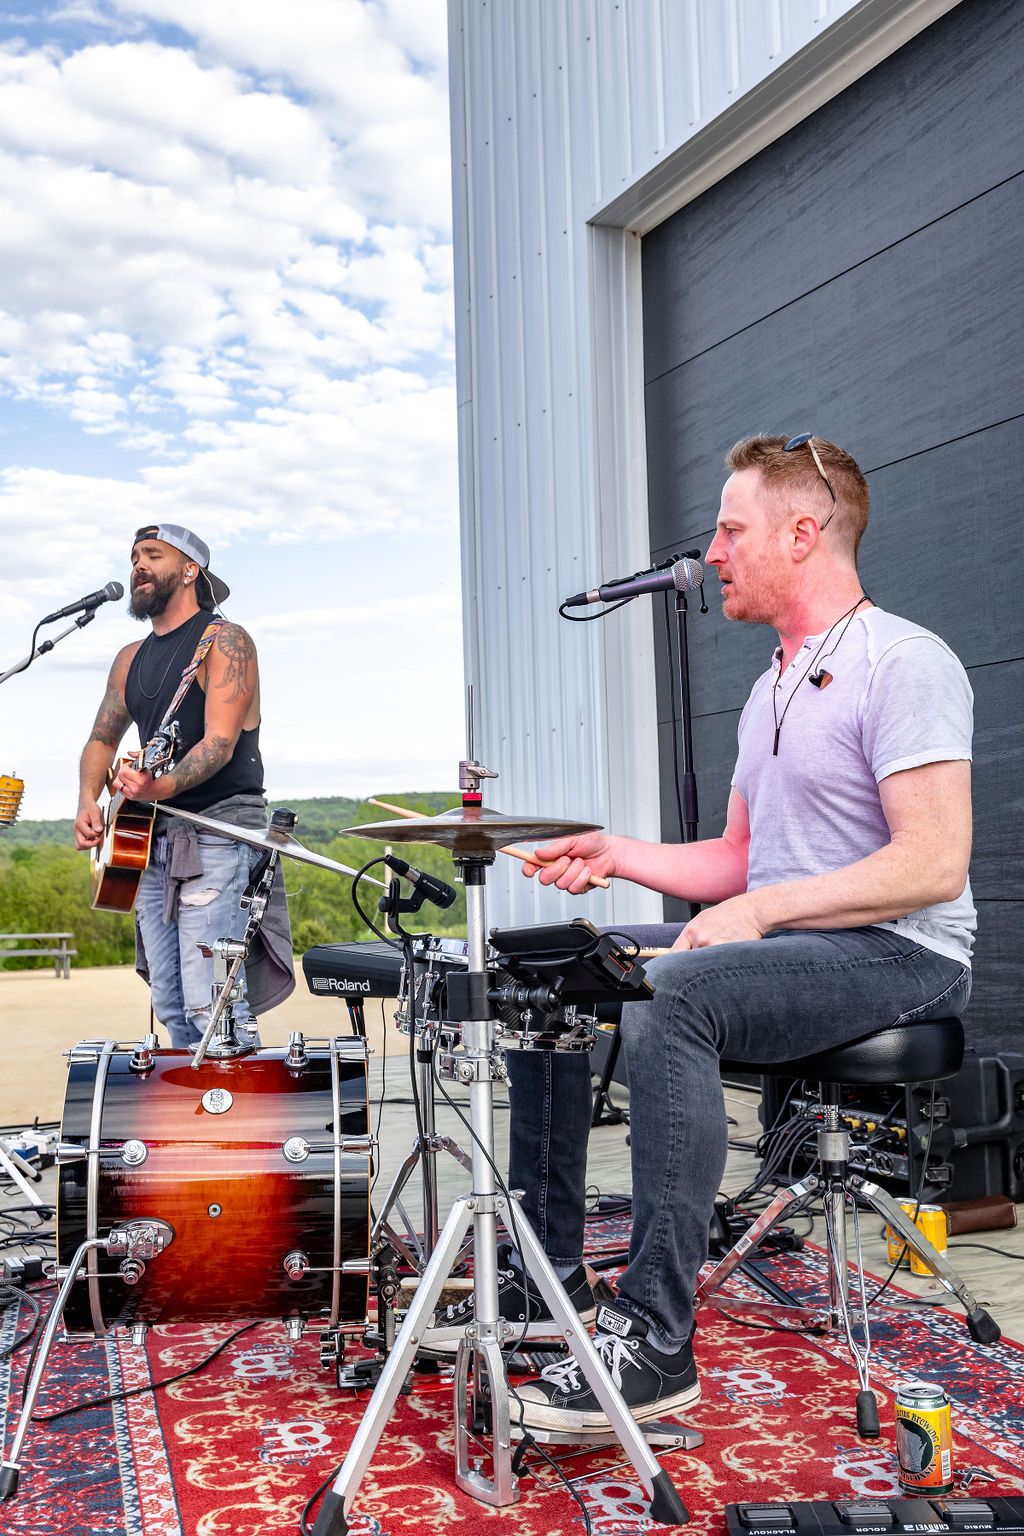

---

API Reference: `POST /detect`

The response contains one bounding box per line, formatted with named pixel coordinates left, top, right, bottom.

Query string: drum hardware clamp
left=0, top=1219, right=175, bottom=1501
left=283, top=1134, right=375, bottom=1164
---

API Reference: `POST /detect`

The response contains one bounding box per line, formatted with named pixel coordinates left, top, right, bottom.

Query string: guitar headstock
left=142, top=721, right=181, bottom=778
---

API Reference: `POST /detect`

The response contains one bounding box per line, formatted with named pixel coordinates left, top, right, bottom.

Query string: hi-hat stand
left=370, top=1042, right=473, bottom=1270
left=311, top=759, right=697, bottom=1535
left=367, top=885, right=474, bottom=1270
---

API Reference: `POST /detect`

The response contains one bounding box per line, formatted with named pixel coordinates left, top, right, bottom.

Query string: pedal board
left=727, top=1498, right=1024, bottom=1536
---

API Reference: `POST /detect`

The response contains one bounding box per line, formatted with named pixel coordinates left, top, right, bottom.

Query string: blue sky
left=0, top=0, right=463, bottom=818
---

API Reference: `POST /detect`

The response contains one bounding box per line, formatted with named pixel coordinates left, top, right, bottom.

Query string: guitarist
left=73, top=525, right=293, bottom=1047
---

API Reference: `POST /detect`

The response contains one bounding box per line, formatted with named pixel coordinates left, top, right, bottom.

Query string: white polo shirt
left=732, top=606, right=976, bottom=966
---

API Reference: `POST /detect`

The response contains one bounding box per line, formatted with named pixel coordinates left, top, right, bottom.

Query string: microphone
left=383, top=853, right=458, bottom=910
left=563, top=557, right=703, bottom=608
left=42, top=581, right=124, bottom=623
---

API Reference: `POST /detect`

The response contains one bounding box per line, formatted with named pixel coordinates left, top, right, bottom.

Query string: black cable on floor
left=37, top=1321, right=261, bottom=1424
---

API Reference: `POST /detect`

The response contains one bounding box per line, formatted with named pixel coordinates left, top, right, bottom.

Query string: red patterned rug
left=3, top=1233, right=1023, bottom=1536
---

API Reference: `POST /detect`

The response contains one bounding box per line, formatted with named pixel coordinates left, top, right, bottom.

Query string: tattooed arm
left=75, top=644, right=139, bottom=848
left=116, top=623, right=260, bottom=804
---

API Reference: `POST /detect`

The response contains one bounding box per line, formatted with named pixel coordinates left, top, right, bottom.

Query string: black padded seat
left=742, top=1016, right=964, bottom=1087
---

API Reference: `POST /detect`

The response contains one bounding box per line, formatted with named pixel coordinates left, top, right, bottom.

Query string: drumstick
left=638, top=947, right=672, bottom=958
left=366, top=797, right=611, bottom=891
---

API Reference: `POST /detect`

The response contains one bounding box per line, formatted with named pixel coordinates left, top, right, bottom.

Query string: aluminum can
left=884, top=1203, right=948, bottom=1274
left=895, top=1379, right=954, bottom=1493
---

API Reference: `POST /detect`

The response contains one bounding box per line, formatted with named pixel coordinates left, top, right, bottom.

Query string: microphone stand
left=0, top=611, right=97, bottom=685
left=673, top=583, right=703, bottom=855
left=591, top=551, right=707, bottom=1127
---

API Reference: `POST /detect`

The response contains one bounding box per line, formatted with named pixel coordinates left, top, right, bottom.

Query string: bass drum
left=56, top=1037, right=370, bottom=1338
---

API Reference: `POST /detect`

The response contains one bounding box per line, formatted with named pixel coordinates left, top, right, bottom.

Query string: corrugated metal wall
left=446, top=0, right=960, bottom=925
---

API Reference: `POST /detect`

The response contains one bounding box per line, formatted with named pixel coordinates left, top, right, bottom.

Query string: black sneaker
left=510, top=1304, right=700, bottom=1433
left=420, top=1244, right=612, bottom=1355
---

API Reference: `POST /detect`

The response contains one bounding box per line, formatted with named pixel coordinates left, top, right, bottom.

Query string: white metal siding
left=446, top=0, right=962, bottom=926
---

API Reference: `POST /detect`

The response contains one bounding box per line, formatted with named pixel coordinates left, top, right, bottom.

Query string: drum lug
left=120, top=1258, right=146, bottom=1286
left=129, top=1034, right=159, bottom=1073
left=283, top=1249, right=310, bottom=1281
left=283, top=1136, right=310, bottom=1163
left=120, top=1139, right=148, bottom=1167
left=128, top=1323, right=149, bottom=1347
left=285, top=1317, right=305, bottom=1342
left=286, top=1031, right=309, bottom=1070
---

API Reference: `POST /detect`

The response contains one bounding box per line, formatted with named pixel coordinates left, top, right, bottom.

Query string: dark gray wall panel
left=970, top=660, right=1024, bottom=902
left=963, top=902, right=1023, bottom=1058
left=644, top=174, right=1024, bottom=544
left=642, top=0, right=1024, bottom=382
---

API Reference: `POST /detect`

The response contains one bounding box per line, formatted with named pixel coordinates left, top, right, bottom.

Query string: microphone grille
left=671, top=557, right=703, bottom=592
left=106, top=580, right=125, bottom=600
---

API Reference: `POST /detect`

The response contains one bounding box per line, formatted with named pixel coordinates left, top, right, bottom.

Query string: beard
left=720, top=552, right=791, bottom=625
left=129, top=569, right=180, bottom=620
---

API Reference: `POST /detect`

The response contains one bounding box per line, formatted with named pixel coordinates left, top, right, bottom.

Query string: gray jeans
left=507, top=924, right=970, bottom=1350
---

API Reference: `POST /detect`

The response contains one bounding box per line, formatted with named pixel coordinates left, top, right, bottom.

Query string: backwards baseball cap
left=132, top=524, right=230, bottom=605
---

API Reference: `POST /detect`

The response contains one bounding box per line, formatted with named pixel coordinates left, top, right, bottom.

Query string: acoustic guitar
left=90, top=727, right=179, bottom=913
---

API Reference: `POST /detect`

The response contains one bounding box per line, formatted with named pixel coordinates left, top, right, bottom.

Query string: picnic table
left=0, top=932, right=76, bottom=979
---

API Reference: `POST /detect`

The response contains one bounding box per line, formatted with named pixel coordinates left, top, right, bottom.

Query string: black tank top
left=124, top=611, right=265, bottom=812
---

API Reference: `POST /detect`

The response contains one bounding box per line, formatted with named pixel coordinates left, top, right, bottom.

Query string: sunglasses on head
left=783, top=434, right=836, bottom=530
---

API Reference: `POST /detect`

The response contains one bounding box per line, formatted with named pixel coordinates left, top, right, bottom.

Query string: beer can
left=884, top=1203, right=948, bottom=1274
left=895, top=1379, right=954, bottom=1493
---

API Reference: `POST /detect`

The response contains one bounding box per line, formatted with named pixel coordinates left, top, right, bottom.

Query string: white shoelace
left=442, top=1266, right=518, bottom=1321
left=538, top=1334, right=639, bottom=1394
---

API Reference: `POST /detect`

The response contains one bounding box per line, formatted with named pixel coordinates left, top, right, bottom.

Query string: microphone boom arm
left=0, top=610, right=97, bottom=687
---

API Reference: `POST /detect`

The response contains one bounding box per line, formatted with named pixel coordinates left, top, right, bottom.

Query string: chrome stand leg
left=0, top=1237, right=106, bottom=1498
left=853, top=1176, right=1001, bottom=1344
left=370, top=1052, right=473, bottom=1268
left=825, top=1182, right=850, bottom=1321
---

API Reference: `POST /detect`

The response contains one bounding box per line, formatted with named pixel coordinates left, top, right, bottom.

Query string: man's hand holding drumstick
left=519, top=831, right=618, bottom=894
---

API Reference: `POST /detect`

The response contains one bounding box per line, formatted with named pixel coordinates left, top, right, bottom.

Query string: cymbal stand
left=369, top=905, right=473, bottom=1269
left=370, top=1029, right=473, bottom=1270
left=311, top=794, right=691, bottom=1534
left=189, top=831, right=284, bottom=1069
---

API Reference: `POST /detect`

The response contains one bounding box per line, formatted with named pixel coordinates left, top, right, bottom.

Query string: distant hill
left=2, top=791, right=459, bottom=850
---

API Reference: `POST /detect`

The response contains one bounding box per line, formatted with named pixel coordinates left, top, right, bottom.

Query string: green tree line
left=0, top=793, right=468, bottom=969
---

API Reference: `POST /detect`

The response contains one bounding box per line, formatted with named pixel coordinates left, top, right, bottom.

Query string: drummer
left=73, top=525, right=294, bottom=1048
left=429, top=433, right=975, bottom=1435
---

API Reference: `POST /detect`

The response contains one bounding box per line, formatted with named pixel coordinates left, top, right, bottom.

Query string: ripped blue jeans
left=135, top=830, right=259, bottom=1049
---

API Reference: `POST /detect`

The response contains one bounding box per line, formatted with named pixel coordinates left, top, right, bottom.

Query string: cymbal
left=343, top=806, right=602, bottom=854
left=158, top=803, right=385, bottom=884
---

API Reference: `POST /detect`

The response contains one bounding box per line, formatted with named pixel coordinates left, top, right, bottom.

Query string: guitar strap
left=157, top=619, right=224, bottom=732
